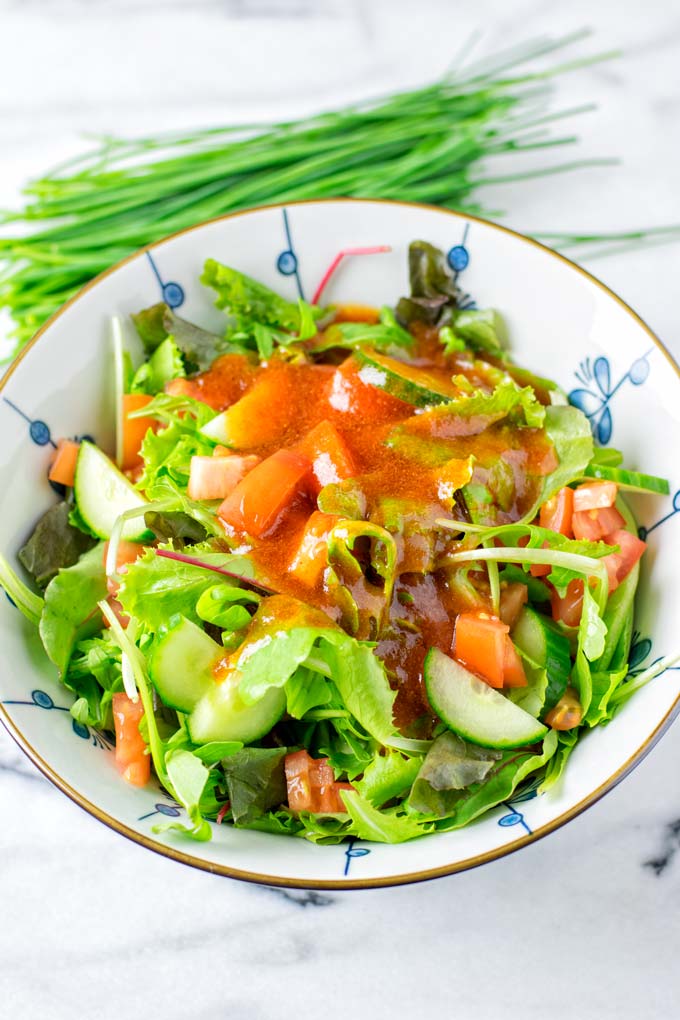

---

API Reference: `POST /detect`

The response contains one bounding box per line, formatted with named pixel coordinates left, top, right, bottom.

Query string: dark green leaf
left=131, top=302, right=231, bottom=371
left=408, top=732, right=501, bottom=815
left=19, top=502, right=97, bottom=588
left=144, top=510, right=207, bottom=547
left=222, top=747, right=289, bottom=826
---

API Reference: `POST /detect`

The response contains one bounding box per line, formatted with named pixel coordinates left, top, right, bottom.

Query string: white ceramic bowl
left=1, top=199, right=679, bottom=888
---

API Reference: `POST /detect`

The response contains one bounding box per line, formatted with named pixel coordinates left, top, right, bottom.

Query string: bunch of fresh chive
left=0, top=31, right=628, bottom=356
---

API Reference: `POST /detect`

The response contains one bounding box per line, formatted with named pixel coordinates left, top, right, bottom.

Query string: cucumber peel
left=424, top=647, right=548, bottom=749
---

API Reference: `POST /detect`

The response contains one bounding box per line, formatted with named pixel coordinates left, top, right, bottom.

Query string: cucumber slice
left=583, top=464, right=669, bottom=495
left=424, top=647, right=548, bottom=749
left=74, top=441, right=151, bottom=541
left=188, top=672, right=285, bottom=744
left=511, top=607, right=571, bottom=711
left=149, top=615, right=222, bottom=712
left=354, top=349, right=459, bottom=407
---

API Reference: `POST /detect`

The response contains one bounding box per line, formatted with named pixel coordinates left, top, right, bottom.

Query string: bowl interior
left=1, top=199, right=679, bottom=887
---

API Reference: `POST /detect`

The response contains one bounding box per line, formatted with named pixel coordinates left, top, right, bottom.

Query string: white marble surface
left=1, top=1, right=680, bottom=1017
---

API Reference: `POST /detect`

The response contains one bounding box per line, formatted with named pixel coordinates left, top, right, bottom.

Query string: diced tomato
left=122, top=393, right=156, bottom=471
left=503, top=637, right=528, bottom=688
left=544, top=687, right=583, bottom=730
left=112, top=692, right=150, bottom=787
left=529, top=555, right=551, bottom=578
left=285, top=749, right=351, bottom=813
left=213, top=445, right=232, bottom=457
left=165, top=377, right=196, bottom=399
left=288, top=511, right=340, bottom=587
left=218, top=449, right=312, bottom=537
left=572, top=506, right=626, bottom=542
left=499, top=582, right=529, bottom=629
left=48, top=439, right=80, bottom=487
left=327, top=356, right=409, bottom=420
left=296, top=420, right=356, bottom=495
left=602, top=529, right=646, bottom=591
left=453, top=612, right=510, bottom=688
left=573, top=481, right=617, bottom=512
left=539, top=486, right=574, bottom=537
left=550, top=578, right=584, bottom=628
left=103, top=539, right=146, bottom=596
left=187, top=453, right=260, bottom=501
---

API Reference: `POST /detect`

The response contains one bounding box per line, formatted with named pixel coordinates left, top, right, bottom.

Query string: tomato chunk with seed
left=218, top=449, right=312, bottom=537
left=602, top=529, right=646, bottom=591
left=296, top=420, right=356, bottom=495
left=285, top=750, right=351, bottom=813
left=572, top=506, right=626, bottom=542
left=453, top=612, right=510, bottom=688
left=539, top=486, right=574, bottom=537
left=573, top=481, right=617, bottom=512
left=550, top=578, right=584, bottom=628
left=112, top=692, right=150, bottom=787
left=188, top=453, right=260, bottom=501
left=288, top=511, right=340, bottom=587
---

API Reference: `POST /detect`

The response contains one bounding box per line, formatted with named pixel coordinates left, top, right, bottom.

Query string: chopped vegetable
left=48, top=440, right=80, bottom=487
left=218, top=449, right=312, bottom=536
left=296, top=421, right=356, bottom=495
left=285, top=750, right=352, bottom=814
left=112, top=691, right=150, bottom=787
left=453, top=612, right=510, bottom=689
left=187, top=453, right=260, bottom=502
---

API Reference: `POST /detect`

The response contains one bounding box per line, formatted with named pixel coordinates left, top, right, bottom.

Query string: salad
left=1, top=240, right=671, bottom=845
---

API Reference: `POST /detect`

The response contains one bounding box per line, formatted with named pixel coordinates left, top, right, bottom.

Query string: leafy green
left=535, top=404, right=593, bottom=512
left=192, top=741, right=243, bottom=765
left=285, top=666, right=332, bottom=719
left=427, top=730, right=558, bottom=831
left=131, top=302, right=231, bottom=371
left=154, top=749, right=212, bottom=841
left=130, top=336, right=186, bottom=394
left=18, top=502, right=97, bottom=588
left=201, top=259, right=321, bottom=358
left=396, top=240, right=460, bottom=326
left=195, top=583, right=257, bottom=631
left=326, top=519, right=397, bottom=640
left=595, top=497, right=639, bottom=672
left=222, top=747, right=288, bottom=826
left=319, top=310, right=414, bottom=354
left=342, top=790, right=433, bottom=843
left=579, top=583, right=607, bottom=661
left=444, top=308, right=505, bottom=356
left=117, top=547, right=254, bottom=629
left=66, top=631, right=123, bottom=728
left=355, top=750, right=423, bottom=807
left=0, top=554, right=44, bottom=626
left=39, top=544, right=108, bottom=675
left=539, top=729, right=579, bottom=792
left=584, top=665, right=628, bottom=727
left=143, top=510, right=208, bottom=547
left=408, top=732, right=501, bottom=815
left=507, top=663, right=548, bottom=719
left=231, top=595, right=397, bottom=746
left=134, top=394, right=216, bottom=492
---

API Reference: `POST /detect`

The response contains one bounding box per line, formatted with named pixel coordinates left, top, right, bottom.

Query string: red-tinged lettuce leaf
left=408, top=732, right=502, bottom=816
left=427, top=730, right=558, bottom=831
left=19, top=501, right=98, bottom=588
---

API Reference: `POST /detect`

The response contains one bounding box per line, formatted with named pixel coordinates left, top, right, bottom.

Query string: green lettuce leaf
left=130, top=336, right=186, bottom=394
left=19, top=502, right=97, bottom=588
left=443, top=308, right=505, bottom=356
left=0, top=555, right=44, bottom=626
left=131, top=302, right=232, bottom=371
left=39, top=544, right=108, bottom=675
left=66, top=631, right=123, bottom=728
left=430, top=730, right=558, bottom=831
left=355, top=749, right=423, bottom=808
left=143, top=510, right=208, bottom=547
left=153, top=749, right=212, bottom=841
left=221, top=747, right=288, bottom=826
left=341, top=790, right=433, bottom=843
left=285, top=666, right=332, bottom=719
left=408, top=732, right=501, bottom=816
left=117, top=547, right=255, bottom=629
left=536, top=404, right=594, bottom=511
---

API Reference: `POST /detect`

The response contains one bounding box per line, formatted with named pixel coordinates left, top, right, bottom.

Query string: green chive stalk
left=0, top=31, right=661, bottom=356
